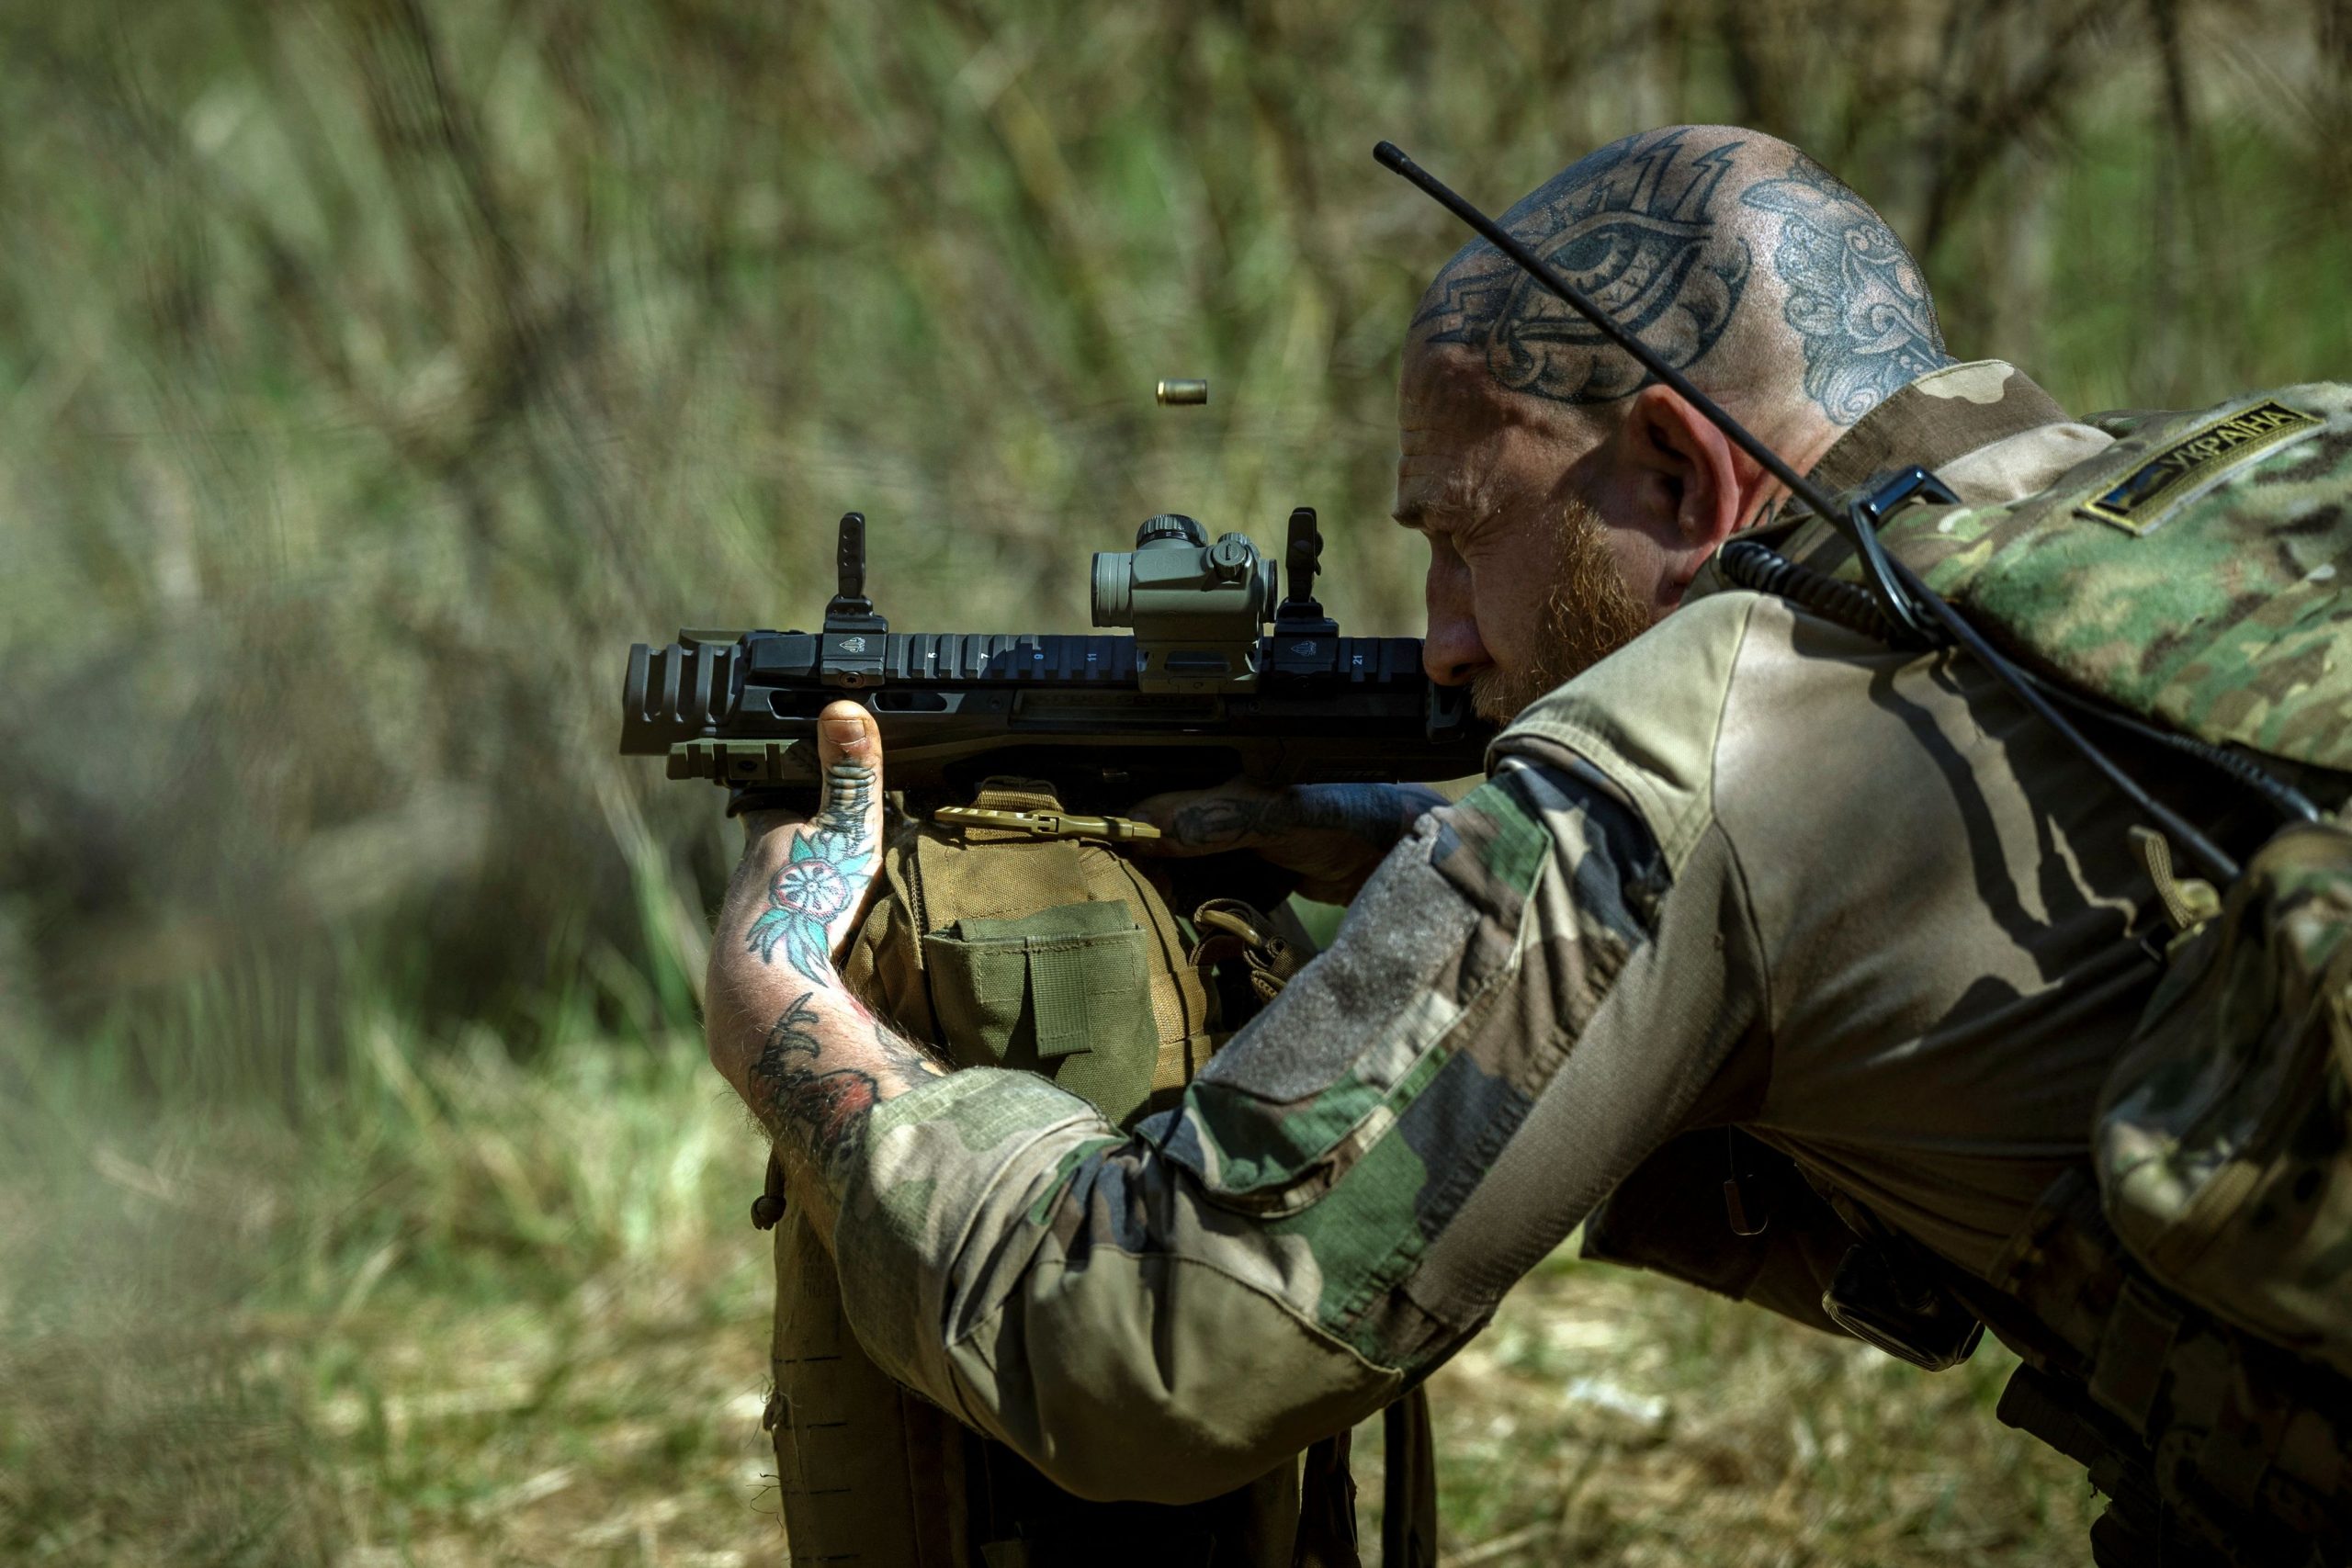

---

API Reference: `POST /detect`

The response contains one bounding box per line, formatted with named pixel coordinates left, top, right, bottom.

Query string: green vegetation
left=5, top=1, right=2346, bottom=1561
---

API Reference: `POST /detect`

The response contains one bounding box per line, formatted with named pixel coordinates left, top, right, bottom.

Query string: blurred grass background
left=4, top=1, right=2349, bottom=1562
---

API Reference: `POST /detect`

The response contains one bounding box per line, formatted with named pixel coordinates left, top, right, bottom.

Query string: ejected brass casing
left=1154, top=378, right=1208, bottom=406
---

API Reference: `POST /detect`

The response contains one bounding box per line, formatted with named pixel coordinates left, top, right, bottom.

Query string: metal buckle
left=1843, top=465, right=1962, bottom=650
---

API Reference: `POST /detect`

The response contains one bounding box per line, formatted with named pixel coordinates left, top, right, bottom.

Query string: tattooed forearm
left=749, top=992, right=875, bottom=1167
left=747, top=989, right=942, bottom=1181
left=1296, top=783, right=1449, bottom=846
left=705, top=703, right=924, bottom=1230
left=746, top=760, right=878, bottom=982
left=1162, top=792, right=1284, bottom=851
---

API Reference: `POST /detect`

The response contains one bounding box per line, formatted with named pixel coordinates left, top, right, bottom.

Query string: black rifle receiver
left=620, top=507, right=1490, bottom=812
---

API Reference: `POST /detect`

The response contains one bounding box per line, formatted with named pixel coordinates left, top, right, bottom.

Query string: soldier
left=704, top=124, right=2351, bottom=1563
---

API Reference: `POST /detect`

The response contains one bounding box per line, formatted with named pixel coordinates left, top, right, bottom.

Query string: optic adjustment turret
left=1135, top=513, right=1207, bottom=548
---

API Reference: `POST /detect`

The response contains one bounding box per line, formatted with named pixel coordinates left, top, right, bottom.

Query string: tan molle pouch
left=922, top=899, right=1160, bottom=1123
left=774, top=776, right=1308, bottom=1568
left=842, top=776, right=1224, bottom=1115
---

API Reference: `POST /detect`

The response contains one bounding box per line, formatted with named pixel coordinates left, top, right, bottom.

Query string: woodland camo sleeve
left=828, top=750, right=1754, bottom=1503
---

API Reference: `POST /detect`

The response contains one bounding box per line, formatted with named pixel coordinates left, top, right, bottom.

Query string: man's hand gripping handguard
left=705, top=700, right=945, bottom=1242
left=1128, top=780, right=1450, bottom=905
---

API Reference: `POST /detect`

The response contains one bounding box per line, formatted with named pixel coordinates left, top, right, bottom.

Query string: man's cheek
left=1468, top=575, right=1543, bottom=663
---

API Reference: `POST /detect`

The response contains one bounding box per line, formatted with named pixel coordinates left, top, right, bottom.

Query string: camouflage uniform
left=823, top=362, right=2346, bottom=1510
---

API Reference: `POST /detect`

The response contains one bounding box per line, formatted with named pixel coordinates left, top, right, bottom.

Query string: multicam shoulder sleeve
left=831, top=752, right=1758, bottom=1503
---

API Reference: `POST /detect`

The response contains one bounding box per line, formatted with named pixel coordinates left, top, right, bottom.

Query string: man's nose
left=1422, top=570, right=1488, bottom=686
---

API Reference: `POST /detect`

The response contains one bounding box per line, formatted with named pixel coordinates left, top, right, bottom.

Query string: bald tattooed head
left=1411, top=126, right=1951, bottom=430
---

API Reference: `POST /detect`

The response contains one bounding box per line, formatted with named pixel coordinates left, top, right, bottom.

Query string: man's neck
left=1735, top=416, right=1843, bottom=533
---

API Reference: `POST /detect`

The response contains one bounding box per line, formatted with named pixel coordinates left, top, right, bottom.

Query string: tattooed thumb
left=741, top=700, right=885, bottom=982
left=818, top=700, right=878, bottom=768
left=816, top=699, right=882, bottom=828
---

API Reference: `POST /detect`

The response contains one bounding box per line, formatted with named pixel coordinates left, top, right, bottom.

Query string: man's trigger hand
left=1127, top=779, right=1447, bottom=906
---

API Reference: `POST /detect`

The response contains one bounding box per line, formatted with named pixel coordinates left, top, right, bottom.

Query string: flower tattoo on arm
left=745, top=760, right=877, bottom=982
left=706, top=701, right=949, bottom=1227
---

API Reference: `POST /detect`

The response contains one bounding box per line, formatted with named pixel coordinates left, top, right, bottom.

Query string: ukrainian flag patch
left=2079, top=398, right=2323, bottom=536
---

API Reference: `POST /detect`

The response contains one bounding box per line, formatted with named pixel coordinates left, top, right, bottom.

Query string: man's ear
left=1623, top=383, right=1758, bottom=586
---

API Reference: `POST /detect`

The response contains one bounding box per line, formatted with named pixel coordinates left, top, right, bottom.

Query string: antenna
left=1373, top=140, right=2249, bottom=883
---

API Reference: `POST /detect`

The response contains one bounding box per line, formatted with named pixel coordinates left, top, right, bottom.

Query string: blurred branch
left=1918, top=0, right=2121, bottom=254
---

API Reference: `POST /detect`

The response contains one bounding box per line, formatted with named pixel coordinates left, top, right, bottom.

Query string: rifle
left=618, top=506, right=1490, bottom=820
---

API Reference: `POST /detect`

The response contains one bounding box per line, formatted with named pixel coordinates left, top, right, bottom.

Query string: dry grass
left=2, top=1032, right=2094, bottom=1567
left=3, top=1025, right=771, bottom=1565
left=1381, top=1260, right=2093, bottom=1565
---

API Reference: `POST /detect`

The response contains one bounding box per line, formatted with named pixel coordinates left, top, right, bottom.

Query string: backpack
left=1853, top=384, right=2352, bottom=1564
left=1864, top=384, right=2352, bottom=1379
left=2098, top=814, right=2352, bottom=1383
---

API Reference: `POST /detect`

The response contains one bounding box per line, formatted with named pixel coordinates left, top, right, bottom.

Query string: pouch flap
left=924, top=899, right=1153, bottom=1067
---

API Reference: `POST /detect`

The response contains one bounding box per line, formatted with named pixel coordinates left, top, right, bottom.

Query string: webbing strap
left=2089, top=1278, right=2180, bottom=1430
